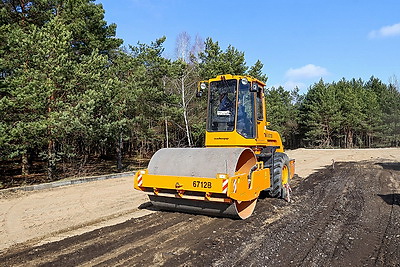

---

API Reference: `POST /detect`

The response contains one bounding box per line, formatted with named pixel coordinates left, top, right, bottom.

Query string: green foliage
left=199, top=38, right=248, bottom=79
left=247, top=60, right=268, bottom=83
left=1, top=18, right=71, bottom=156
left=59, top=0, right=123, bottom=56
left=0, top=0, right=123, bottom=178
left=130, top=36, right=170, bottom=86
left=266, top=86, right=301, bottom=148
left=298, top=77, right=400, bottom=148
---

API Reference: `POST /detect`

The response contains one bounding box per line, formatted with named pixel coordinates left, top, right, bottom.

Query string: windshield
left=207, top=79, right=237, bottom=132
left=237, top=81, right=256, bottom=138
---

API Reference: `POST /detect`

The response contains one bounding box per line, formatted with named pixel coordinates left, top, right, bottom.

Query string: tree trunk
left=21, top=150, right=30, bottom=175
left=116, top=132, right=123, bottom=171
left=368, top=133, right=371, bottom=148
left=347, top=130, right=353, bottom=148
left=47, top=139, right=56, bottom=181
left=181, top=77, right=192, bottom=147
left=47, top=92, right=56, bottom=180
left=165, top=118, right=169, bottom=148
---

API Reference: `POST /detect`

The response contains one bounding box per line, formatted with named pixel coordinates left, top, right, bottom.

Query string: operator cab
left=206, top=76, right=264, bottom=139
left=198, top=74, right=283, bottom=151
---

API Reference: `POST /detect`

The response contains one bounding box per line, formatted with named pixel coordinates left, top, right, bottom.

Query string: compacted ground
left=0, top=148, right=399, bottom=266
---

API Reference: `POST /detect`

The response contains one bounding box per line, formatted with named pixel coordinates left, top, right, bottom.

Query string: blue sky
left=96, top=0, right=400, bottom=93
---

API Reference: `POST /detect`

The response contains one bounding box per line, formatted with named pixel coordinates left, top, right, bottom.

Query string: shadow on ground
left=376, top=162, right=400, bottom=171
left=378, top=194, right=400, bottom=206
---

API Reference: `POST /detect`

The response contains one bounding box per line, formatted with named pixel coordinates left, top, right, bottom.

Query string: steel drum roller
left=147, top=147, right=257, bottom=219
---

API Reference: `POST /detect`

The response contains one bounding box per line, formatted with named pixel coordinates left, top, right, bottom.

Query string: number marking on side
left=192, top=181, right=212, bottom=189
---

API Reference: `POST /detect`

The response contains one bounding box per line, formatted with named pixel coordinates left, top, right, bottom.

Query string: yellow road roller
left=134, top=74, right=295, bottom=219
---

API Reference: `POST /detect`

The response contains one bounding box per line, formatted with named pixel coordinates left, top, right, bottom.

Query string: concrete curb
left=0, top=171, right=136, bottom=194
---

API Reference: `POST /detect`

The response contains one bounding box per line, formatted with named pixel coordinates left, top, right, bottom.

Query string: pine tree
left=199, top=38, right=248, bottom=79
left=265, top=86, right=301, bottom=148
left=247, top=60, right=268, bottom=83
left=0, top=0, right=122, bottom=178
left=1, top=18, right=75, bottom=178
left=300, top=79, right=342, bottom=147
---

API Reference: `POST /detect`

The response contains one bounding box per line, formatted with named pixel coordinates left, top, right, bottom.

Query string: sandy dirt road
left=0, top=148, right=399, bottom=266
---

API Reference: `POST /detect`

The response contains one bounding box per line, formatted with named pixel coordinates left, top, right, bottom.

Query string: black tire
left=268, top=152, right=291, bottom=199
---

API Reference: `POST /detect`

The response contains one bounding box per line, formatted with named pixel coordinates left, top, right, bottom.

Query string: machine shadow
left=138, top=201, right=159, bottom=211
left=377, top=194, right=400, bottom=206
left=258, top=190, right=271, bottom=200
left=375, top=162, right=400, bottom=171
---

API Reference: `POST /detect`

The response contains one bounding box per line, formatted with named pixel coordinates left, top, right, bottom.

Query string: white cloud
left=285, top=64, right=329, bottom=80
left=369, top=22, right=400, bottom=38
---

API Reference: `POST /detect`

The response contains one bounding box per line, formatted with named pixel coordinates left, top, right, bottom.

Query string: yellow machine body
left=134, top=74, right=295, bottom=219
left=134, top=163, right=270, bottom=203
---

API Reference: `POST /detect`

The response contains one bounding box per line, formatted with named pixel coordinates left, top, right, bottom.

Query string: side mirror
left=197, top=82, right=208, bottom=97
left=250, top=82, right=258, bottom=92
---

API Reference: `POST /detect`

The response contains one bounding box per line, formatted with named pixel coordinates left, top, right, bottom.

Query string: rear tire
left=268, top=152, right=291, bottom=200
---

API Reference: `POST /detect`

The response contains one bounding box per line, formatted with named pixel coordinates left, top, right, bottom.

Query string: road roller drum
left=143, top=147, right=258, bottom=219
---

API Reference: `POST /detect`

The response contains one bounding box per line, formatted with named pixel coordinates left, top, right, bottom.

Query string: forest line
left=1, top=0, right=399, bottom=182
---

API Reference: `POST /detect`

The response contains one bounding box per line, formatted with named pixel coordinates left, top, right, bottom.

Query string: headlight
left=241, top=78, right=248, bottom=85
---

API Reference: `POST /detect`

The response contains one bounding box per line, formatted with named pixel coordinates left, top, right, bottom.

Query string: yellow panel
left=134, top=165, right=272, bottom=202
left=134, top=169, right=229, bottom=194
left=143, top=174, right=226, bottom=194
left=205, top=131, right=258, bottom=147
left=228, top=168, right=270, bottom=201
